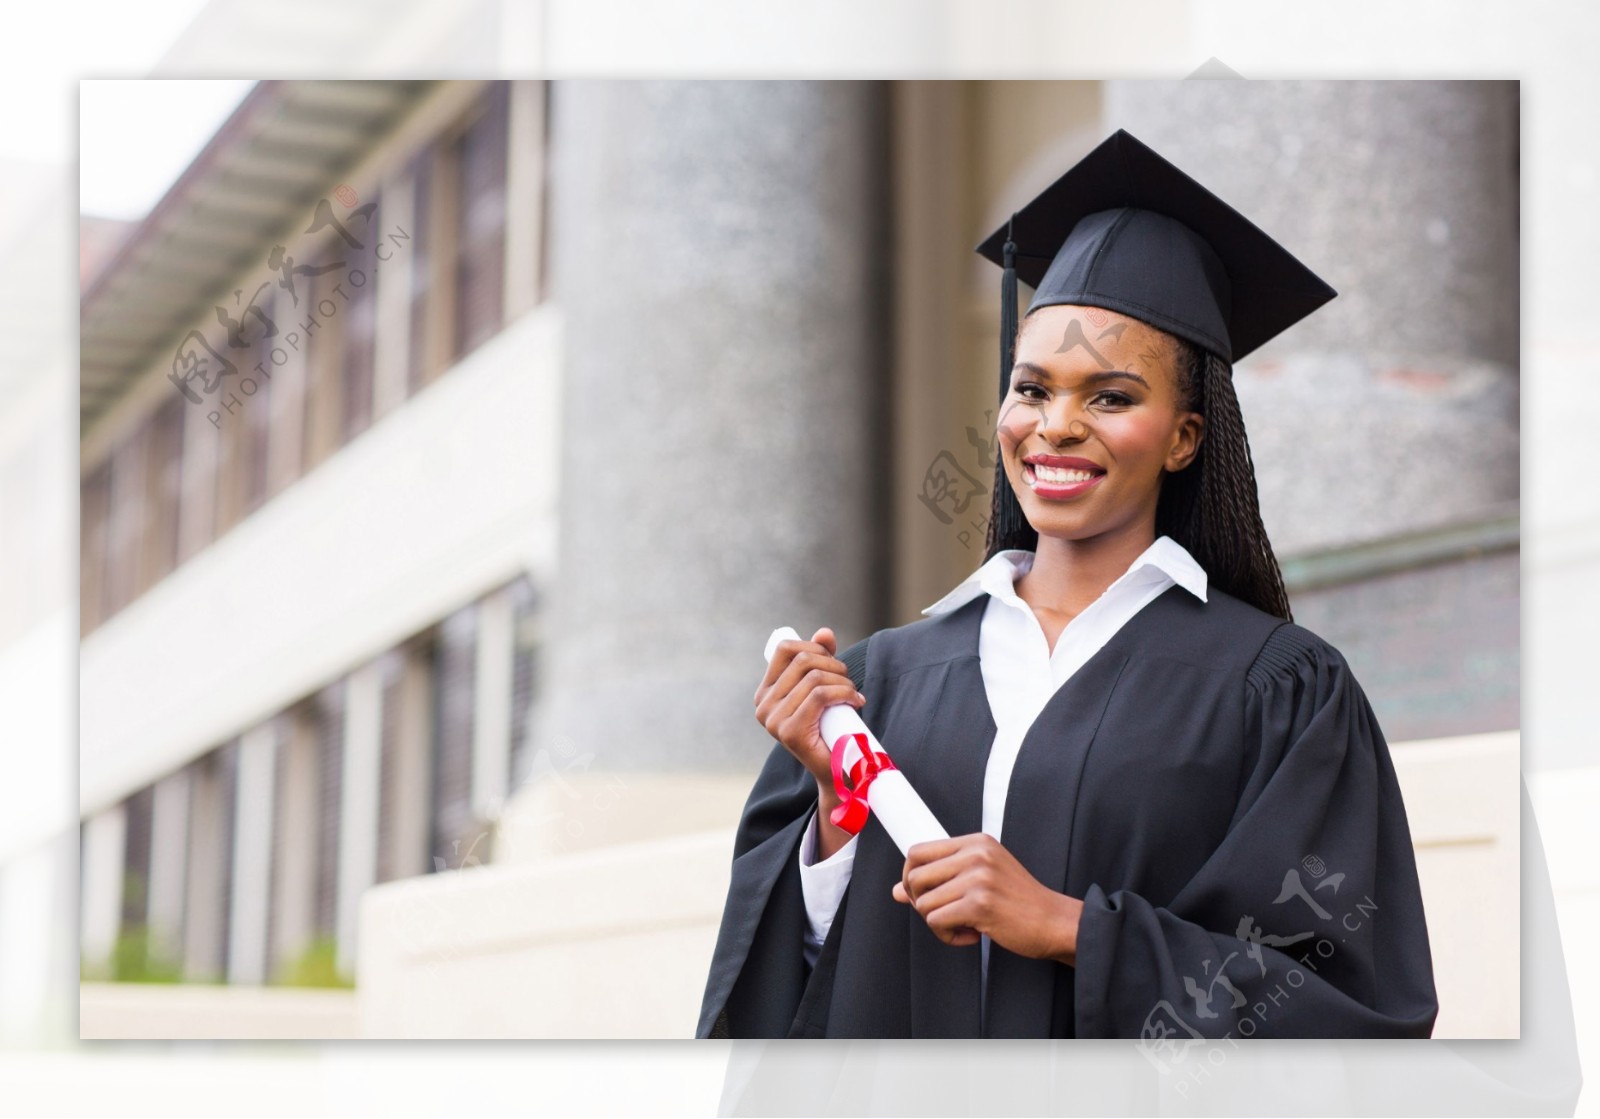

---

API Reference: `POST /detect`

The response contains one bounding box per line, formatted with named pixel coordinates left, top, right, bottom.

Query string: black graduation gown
left=696, top=583, right=1439, bottom=1039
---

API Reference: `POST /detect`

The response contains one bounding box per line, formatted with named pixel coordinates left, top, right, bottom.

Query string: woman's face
left=997, top=303, right=1204, bottom=544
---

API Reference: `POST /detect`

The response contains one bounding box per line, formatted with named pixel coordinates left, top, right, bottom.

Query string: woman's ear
left=1167, top=412, right=1204, bottom=472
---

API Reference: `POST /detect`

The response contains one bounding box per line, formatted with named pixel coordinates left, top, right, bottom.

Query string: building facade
left=79, top=79, right=553, bottom=986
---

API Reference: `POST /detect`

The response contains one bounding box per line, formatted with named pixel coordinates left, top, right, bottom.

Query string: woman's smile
left=1021, top=456, right=1107, bottom=499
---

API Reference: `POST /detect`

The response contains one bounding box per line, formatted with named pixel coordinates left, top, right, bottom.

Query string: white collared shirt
left=795, top=534, right=1209, bottom=984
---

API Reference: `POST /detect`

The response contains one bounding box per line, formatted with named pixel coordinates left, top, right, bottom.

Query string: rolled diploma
left=765, top=626, right=948, bottom=855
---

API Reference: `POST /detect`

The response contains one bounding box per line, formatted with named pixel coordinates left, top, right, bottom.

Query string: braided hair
left=983, top=318, right=1294, bottom=622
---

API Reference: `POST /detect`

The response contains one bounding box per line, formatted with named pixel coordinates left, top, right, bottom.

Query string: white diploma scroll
left=764, top=626, right=949, bottom=855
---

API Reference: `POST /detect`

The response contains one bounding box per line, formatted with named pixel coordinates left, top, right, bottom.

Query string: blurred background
left=72, top=74, right=1522, bottom=1040
left=0, top=0, right=1592, bottom=1113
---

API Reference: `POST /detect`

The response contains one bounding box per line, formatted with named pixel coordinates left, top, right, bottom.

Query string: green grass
left=82, top=926, right=185, bottom=984
left=82, top=926, right=353, bottom=989
left=271, top=935, right=355, bottom=989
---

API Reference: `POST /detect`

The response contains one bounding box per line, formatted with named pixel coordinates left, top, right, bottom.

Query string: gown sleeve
left=1071, top=622, right=1440, bottom=1039
left=695, top=636, right=870, bottom=1038
left=797, top=806, right=859, bottom=969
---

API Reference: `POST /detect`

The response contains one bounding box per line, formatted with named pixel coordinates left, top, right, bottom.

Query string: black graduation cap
left=974, top=127, right=1336, bottom=405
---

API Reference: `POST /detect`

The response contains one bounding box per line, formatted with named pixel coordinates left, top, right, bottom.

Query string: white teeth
left=1027, top=463, right=1100, bottom=484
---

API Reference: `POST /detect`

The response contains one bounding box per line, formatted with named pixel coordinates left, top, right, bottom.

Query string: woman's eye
left=1093, top=391, right=1134, bottom=407
left=1016, top=383, right=1047, bottom=400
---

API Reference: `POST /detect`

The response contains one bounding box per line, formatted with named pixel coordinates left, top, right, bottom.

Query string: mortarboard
left=974, top=127, right=1337, bottom=407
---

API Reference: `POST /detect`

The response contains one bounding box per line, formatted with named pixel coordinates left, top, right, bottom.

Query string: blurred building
left=78, top=80, right=553, bottom=997
left=77, top=79, right=1521, bottom=1039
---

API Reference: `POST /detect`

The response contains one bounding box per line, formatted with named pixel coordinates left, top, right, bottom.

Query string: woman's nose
left=1039, top=399, right=1091, bottom=444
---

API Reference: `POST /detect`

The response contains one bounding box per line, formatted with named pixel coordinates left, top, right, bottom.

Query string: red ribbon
left=828, top=731, right=897, bottom=836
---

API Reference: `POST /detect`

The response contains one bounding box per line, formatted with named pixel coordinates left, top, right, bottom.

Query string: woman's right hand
left=755, top=626, right=867, bottom=791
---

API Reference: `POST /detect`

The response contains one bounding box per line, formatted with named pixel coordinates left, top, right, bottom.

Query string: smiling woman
left=698, top=129, right=1439, bottom=1040
left=998, top=309, right=1210, bottom=644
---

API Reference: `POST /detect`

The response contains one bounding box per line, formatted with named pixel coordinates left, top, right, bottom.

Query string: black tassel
left=987, top=215, right=1033, bottom=559
left=998, top=216, right=1018, bottom=409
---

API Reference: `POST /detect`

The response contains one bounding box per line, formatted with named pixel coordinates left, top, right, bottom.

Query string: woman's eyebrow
left=1012, top=362, right=1150, bottom=389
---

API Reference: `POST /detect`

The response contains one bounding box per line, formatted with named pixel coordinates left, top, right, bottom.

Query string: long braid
left=983, top=317, right=1041, bottom=559
left=1162, top=339, right=1293, bottom=621
left=984, top=320, right=1294, bottom=621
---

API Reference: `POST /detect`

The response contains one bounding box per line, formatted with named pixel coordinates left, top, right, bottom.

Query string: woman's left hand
left=891, top=833, right=1084, bottom=965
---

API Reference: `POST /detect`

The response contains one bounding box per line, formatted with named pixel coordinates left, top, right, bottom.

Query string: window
left=311, top=681, right=345, bottom=942
left=407, top=144, right=445, bottom=392
left=508, top=575, right=540, bottom=791
left=209, top=289, right=277, bottom=532
left=376, top=643, right=433, bottom=884
left=241, top=344, right=273, bottom=517
left=341, top=189, right=380, bottom=442
left=181, top=743, right=237, bottom=982
left=302, top=256, right=347, bottom=472
left=429, top=603, right=478, bottom=871
left=265, top=284, right=308, bottom=499
left=104, top=427, right=148, bottom=614
left=267, top=706, right=322, bottom=981
left=176, top=391, right=218, bottom=568
left=118, top=786, right=155, bottom=959
left=212, top=387, right=244, bottom=539
left=214, top=741, right=239, bottom=981
left=144, top=395, right=184, bottom=586
left=452, top=82, right=509, bottom=361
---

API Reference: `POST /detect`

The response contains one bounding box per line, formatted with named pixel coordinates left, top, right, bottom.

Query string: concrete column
left=79, top=806, right=126, bottom=974
left=1103, top=80, right=1519, bottom=556
left=145, top=767, right=191, bottom=969
left=472, top=584, right=514, bottom=819
left=227, top=722, right=278, bottom=985
left=541, top=80, right=892, bottom=774
left=335, top=660, right=383, bottom=977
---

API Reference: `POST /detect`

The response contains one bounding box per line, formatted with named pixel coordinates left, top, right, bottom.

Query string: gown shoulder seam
left=1245, top=621, right=1335, bottom=691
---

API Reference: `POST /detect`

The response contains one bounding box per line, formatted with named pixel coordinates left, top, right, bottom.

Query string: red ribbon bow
left=828, top=731, right=897, bottom=836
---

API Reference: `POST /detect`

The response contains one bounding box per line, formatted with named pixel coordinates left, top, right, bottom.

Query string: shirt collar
left=919, top=534, right=1209, bottom=616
